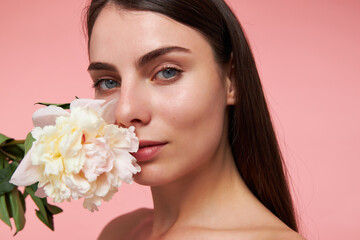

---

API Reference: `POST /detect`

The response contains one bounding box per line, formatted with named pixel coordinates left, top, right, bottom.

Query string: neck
left=149, top=142, right=251, bottom=237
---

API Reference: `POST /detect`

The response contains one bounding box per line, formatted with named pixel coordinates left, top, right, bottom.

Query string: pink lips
left=131, top=140, right=167, bottom=162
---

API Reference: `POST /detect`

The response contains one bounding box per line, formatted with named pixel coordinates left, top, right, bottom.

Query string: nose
left=115, top=80, right=151, bottom=128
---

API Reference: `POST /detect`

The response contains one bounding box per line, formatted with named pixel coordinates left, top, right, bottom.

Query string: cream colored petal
left=9, top=148, right=40, bottom=186
left=70, top=98, right=105, bottom=114
left=113, top=150, right=141, bottom=184
left=44, top=180, right=71, bottom=203
left=94, top=174, right=111, bottom=197
left=43, top=157, right=64, bottom=176
left=83, top=196, right=101, bottom=212
left=83, top=138, right=115, bottom=182
left=32, top=105, right=69, bottom=128
left=126, top=126, right=139, bottom=152
left=62, top=173, right=90, bottom=195
left=60, top=132, right=84, bottom=173
left=99, top=99, right=117, bottom=124
left=104, top=125, right=139, bottom=152
left=103, top=187, right=118, bottom=201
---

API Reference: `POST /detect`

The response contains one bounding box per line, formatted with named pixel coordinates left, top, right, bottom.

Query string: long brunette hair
left=85, top=0, right=299, bottom=232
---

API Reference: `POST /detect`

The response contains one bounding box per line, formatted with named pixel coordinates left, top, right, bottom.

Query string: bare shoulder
left=258, top=227, right=306, bottom=240
left=97, top=208, right=153, bottom=240
left=167, top=223, right=306, bottom=240
left=166, top=225, right=305, bottom=240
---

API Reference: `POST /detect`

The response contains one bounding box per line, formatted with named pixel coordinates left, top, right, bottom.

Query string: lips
left=131, top=140, right=167, bottom=162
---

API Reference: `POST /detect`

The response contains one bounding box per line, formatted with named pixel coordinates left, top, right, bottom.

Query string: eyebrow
left=87, top=62, right=117, bottom=71
left=87, top=46, right=191, bottom=72
left=136, top=46, right=191, bottom=67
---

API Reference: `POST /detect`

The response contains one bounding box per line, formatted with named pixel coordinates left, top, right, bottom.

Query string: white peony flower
left=10, top=99, right=140, bottom=211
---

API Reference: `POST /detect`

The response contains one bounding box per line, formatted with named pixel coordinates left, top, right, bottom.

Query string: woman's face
left=89, top=4, right=235, bottom=186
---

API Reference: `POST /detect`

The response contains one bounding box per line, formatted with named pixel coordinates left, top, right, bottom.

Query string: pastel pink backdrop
left=0, top=0, right=359, bottom=239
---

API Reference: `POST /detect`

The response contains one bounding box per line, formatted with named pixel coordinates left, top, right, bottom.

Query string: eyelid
left=92, top=77, right=121, bottom=92
left=92, top=77, right=111, bottom=88
left=152, top=65, right=183, bottom=83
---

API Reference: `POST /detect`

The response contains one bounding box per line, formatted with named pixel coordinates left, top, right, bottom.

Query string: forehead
left=89, top=4, right=214, bottom=62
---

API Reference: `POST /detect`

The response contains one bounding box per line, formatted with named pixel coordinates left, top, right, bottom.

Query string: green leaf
left=1, top=144, right=24, bottom=160
left=0, top=153, right=13, bottom=229
left=16, top=144, right=25, bottom=152
left=0, top=139, right=24, bottom=161
left=23, top=189, right=28, bottom=199
left=0, top=193, right=11, bottom=229
left=47, top=203, right=63, bottom=215
left=0, top=167, right=12, bottom=181
left=0, top=152, right=5, bottom=168
left=0, top=134, right=12, bottom=145
left=5, top=192, right=12, bottom=218
left=0, top=136, right=22, bottom=161
left=24, top=132, right=35, bottom=155
left=8, top=188, right=25, bottom=235
left=26, top=186, right=48, bottom=221
left=25, top=185, right=59, bottom=231
left=0, top=179, right=15, bottom=195
left=35, top=102, right=70, bottom=109
left=0, top=154, right=14, bottom=195
left=0, top=164, right=16, bottom=195
left=26, top=185, right=50, bottom=225
left=3, top=157, right=10, bottom=168
left=19, top=189, right=26, bottom=214
left=26, top=182, right=38, bottom=193
left=35, top=208, right=54, bottom=231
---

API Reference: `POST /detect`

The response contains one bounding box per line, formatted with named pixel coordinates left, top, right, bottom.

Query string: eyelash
left=153, top=66, right=183, bottom=83
left=92, top=78, right=119, bottom=90
left=92, top=66, right=183, bottom=91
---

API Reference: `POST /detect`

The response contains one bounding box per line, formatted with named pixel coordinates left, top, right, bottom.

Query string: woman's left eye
left=154, top=67, right=182, bottom=82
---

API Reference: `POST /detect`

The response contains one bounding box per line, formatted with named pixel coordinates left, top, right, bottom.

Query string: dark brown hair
left=85, top=0, right=298, bottom=232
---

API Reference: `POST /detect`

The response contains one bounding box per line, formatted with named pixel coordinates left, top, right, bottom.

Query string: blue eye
left=155, top=68, right=180, bottom=81
left=98, top=79, right=120, bottom=90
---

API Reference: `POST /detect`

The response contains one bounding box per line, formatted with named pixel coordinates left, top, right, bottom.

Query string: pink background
left=1, top=0, right=359, bottom=239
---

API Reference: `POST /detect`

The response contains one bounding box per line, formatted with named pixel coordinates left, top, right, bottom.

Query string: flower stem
left=0, top=148, right=19, bottom=160
left=2, top=140, right=25, bottom=146
left=0, top=139, right=25, bottom=161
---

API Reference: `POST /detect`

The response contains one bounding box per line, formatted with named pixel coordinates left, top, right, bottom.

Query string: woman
left=85, top=0, right=304, bottom=239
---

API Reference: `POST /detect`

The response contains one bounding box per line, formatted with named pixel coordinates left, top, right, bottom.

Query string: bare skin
left=90, top=4, right=305, bottom=240
left=98, top=145, right=304, bottom=239
left=99, top=208, right=304, bottom=240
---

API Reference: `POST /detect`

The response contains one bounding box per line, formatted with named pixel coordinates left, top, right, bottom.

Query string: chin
left=132, top=166, right=182, bottom=187
left=133, top=170, right=167, bottom=187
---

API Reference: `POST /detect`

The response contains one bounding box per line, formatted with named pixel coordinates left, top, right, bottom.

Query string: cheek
left=154, top=74, right=228, bottom=154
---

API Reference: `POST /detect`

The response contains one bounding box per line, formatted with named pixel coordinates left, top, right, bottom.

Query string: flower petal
left=9, top=148, right=40, bottom=186
left=15, top=98, right=141, bottom=211
left=32, top=105, right=69, bottom=128
left=83, top=197, right=100, bottom=212
left=62, top=173, right=90, bottom=195
left=113, top=150, right=141, bottom=184
left=94, top=174, right=111, bottom=197
left=82, top=138, right=114, bottom=182
left=99, top=99, right=117, bottom=124
left=70, top=98, right=105, bottom=114
left=70, top=98, right=117, bottom=124
left=126, top=126, right=139, bottom=152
